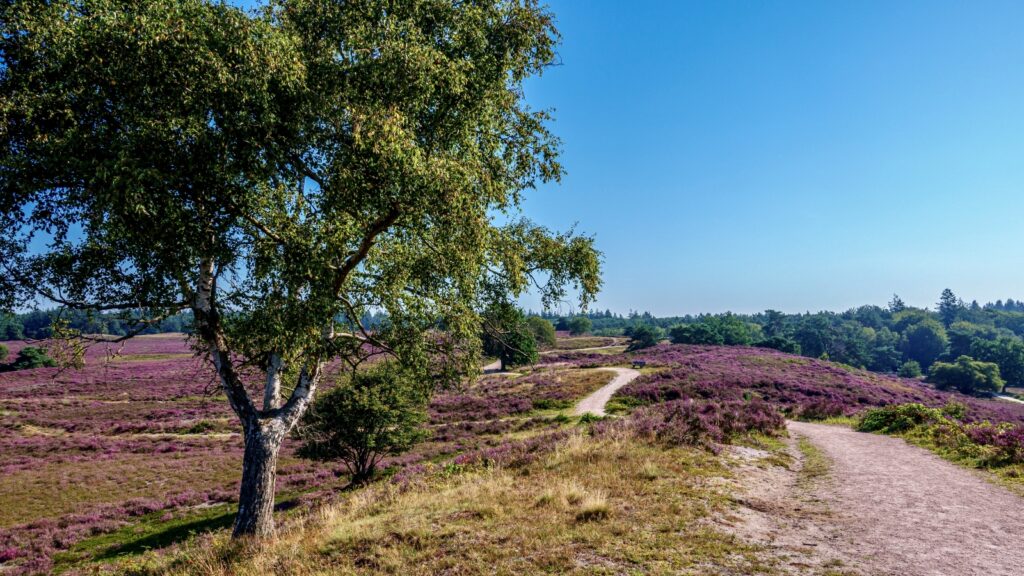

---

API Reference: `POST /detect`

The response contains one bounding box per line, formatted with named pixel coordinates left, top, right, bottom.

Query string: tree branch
left=332, top=206, right=402, bottom=295
left=191, top=256, right=256, bottom=422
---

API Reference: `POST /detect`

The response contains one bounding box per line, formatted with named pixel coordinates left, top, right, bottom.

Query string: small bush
left=927, top=355, right=1004, bottom=395
left=856, top=403, right=942, bottom=434
left=941, top=401, right=967, bottom=421
left=294, top=363, right=429, bottom=484
left=898, top=360, right=922, bottom=378
left=5, top=346, right=57, bottom=370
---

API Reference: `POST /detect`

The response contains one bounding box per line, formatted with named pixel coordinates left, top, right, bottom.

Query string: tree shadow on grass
left=94, top=508, right=235, bottom=561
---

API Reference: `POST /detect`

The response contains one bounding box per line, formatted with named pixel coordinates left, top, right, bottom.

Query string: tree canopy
left=927, top=356, right=1004, bottom=395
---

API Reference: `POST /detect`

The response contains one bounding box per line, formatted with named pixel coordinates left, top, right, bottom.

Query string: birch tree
left=0, top=0, right=600, bottom=537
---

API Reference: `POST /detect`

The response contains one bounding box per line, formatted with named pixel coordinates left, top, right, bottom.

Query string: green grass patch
left=603, top=395, right=648, bottom=415
left=53, top=503, right=236, bottom=572
left=815, top=415, right=859, bottom=427
left=531, top=398, right=573, bottom=411
left=796, top=437, right=829, bottom=488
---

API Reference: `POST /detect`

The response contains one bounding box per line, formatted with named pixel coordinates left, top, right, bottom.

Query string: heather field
left=7, top=337, right=1024, bottom=574
left=543, top=343, right=1024, bottom=425
left=0, top=335, right=614, bottom=574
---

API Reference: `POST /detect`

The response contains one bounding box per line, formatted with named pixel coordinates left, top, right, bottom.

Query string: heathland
left=4, top=333, right=1024, bottom=575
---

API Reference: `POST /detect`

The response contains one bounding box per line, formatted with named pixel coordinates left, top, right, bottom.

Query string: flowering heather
left=0, top=337, right=600, bottom=574
left=595, top=398, right=785, bottom=453
left=607, top=344, right=1024, bottom=425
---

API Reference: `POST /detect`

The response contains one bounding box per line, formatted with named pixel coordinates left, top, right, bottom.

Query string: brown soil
left=727, top=421, right=1024, bottom=576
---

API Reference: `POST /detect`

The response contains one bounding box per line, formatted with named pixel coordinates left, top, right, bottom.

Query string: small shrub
left=856, top=403, right=942, bottom=434
left=898, top=360, right=922, bottom=378
left=294, top=363, right=429, bottom=484
left=941, top=401, right=967, bottom=421
left=5, top=346, right=57, bottom=370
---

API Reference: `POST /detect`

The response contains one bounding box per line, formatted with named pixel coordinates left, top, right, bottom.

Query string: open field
left=119, top=432, right=780, bottom=576
left=0, top=335, right=615, bottom=574
left=6, top=338, right=1024, bottom=574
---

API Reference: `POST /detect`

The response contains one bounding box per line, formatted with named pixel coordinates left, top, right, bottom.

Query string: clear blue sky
left=227, top=1, right=1024, bottom=316
left=511, top=0, right=1024, bottom=316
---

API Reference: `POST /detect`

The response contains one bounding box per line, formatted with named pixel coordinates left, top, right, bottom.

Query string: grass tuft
left=639, top=461, right=662, bottom=480
left=575, top=491, right=610, bottom=522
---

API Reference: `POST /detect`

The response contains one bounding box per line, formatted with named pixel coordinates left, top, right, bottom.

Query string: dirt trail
left=572, top=367, right=640, bottom=416
left=781, top=421, right=1024, bottom=576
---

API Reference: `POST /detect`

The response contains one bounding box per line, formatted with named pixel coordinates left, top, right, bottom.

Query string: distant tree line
left=536, top=289, right=1024, bottom=394
left=0, top=308, right=391, bottom=341
left=0, top=309, right=193, bottom=340
left=13, top=290, right=1024, bottom=396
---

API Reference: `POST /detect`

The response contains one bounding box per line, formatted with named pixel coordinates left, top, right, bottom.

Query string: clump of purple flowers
left=597, top=398, right=785, bottom=452
left=608, top=344, right=1024, bottom=425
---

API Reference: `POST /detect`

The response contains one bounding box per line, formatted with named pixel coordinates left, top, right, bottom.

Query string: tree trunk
left=233, top=419, right=285, bottom=538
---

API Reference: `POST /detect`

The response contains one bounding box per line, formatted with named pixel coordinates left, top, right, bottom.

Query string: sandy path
left=572, top=367, right=640, bottom=416
left=789, top=421, right=1024, bottom=576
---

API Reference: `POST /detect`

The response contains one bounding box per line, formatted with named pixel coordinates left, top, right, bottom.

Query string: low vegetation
left=294, top=364, right=430, bottom=485
left=857, top=402, right=1024, bottom=487
left=552, top=336, right=618, bottom=350
left=113, top=427, right=782, bottom=575
left=7, top=334, right=1024, bottom=573
left=0, top=346, right=56, bottom=372
left=0, top=337, right=622, bottom=574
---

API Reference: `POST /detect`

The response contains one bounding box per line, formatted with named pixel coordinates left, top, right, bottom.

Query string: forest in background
left=6, top=289, right=1024, bottom=388
left=535, top=290, right=1024, bottom=389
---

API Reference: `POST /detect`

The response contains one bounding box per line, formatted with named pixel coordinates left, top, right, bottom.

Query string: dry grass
left=116, top=433, right=780, bottom=575
left=553, top=337, right=619, bottom=350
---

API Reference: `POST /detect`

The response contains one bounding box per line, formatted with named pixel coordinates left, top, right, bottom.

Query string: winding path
left=788, top=421, right=1024, bottom=576
left=572, top=367, right=641, bottom=417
